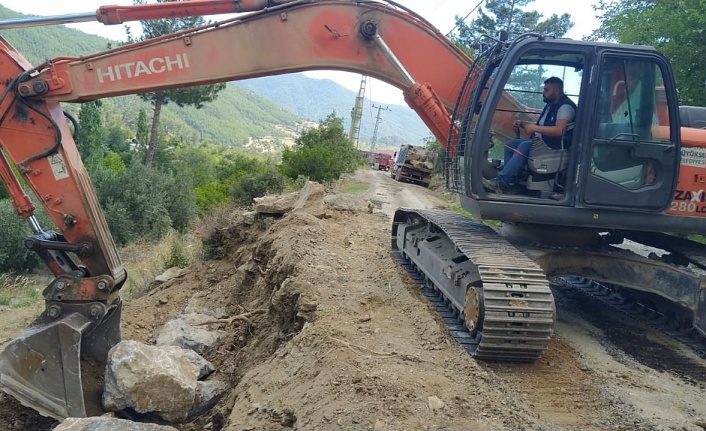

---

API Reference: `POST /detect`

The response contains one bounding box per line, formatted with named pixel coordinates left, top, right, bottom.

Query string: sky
left=0, top=0, right=602, bottom=105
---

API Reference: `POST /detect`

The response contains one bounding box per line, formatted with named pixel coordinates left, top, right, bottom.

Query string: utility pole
left=370, top=103, right=390, bottom=162
left=348, top=75, right=367, bottom=148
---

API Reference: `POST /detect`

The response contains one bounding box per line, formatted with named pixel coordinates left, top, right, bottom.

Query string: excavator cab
left=454, top=35, right=681, bottom=230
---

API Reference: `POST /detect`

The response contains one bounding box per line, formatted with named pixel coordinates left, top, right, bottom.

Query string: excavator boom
left=0, top=1, right=297, bottom=29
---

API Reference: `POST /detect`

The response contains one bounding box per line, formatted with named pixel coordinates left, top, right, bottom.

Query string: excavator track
left=392, top=209, right=555, bottom=362
left=555, top=276, right=706, bottom=357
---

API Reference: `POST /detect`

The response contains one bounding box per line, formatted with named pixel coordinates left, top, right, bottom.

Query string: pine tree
left=450, top=1, right=574, bottom=106
left=76, top=100, right=106, bottom=171
left=451, top=0, right=573, bottom=48
left=135, top=108, right=149, bottom=154
left=127, top=0, right=226, bottom=165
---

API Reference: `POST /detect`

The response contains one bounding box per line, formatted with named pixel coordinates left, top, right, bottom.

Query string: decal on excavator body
left=96, top=53, right=190, bottom=83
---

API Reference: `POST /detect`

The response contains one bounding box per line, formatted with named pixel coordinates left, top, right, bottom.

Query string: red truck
left=373, top=153, right=393, bottom=171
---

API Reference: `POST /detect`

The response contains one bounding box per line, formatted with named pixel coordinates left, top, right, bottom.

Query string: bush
left=163, top=236, right=189, bottom=269
left=91, top=161, right=199, bottom=246
left=194, top=181, right=230, bottom=212
left=161, top=171, right=199, bottom=232
left=0, top=200, right=52, bottom=273
left=284, top=175, right=310, bottom=192
left=202, top=228, right=227, bottom=261
left=101, top=150, right=127, bottom=175
left=231, top=162, right=285, bottom=203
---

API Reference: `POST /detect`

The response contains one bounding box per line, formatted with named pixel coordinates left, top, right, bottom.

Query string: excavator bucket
left=0, top=302, right=121, bottom=420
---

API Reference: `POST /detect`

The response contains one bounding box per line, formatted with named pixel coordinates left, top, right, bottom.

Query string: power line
left=348, top=75, right=367, bottom=148
left=445, top=0, right=485, bottom=37
left=380, top=120, right=429, bottom=140
left=370, top=104, right=390, bottom=158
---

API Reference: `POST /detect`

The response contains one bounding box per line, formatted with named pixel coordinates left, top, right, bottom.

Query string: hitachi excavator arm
left=0, top=0, right=511, bottom=420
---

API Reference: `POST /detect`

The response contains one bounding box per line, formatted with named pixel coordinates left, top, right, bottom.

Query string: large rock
left=54, top=417, right=177, bottom=431
left=156, top=317, right=220, bottom=355
left=293, top=181, right=326, bottom=216
left=103, top=340, right=219, bottom=423
left=190, top=380, right=228, bottom=418
left=154, top=267, right=187, bottom=283
left=254, top=191, right=298, bottom=214
left=182, top=348, right=215, bottom=380
left=323, top=193, right=366, bottom=212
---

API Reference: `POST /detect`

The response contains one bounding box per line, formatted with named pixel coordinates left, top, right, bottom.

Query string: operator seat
left=525, top=122, right=574, bottom=193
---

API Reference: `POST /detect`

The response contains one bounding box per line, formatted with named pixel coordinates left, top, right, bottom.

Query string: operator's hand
left=519, top=121, right=536, bottom=135
left=514, top=120, right=533, bottom=137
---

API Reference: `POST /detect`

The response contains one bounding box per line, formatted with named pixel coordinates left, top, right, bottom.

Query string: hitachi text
left=96, top=53, right=190, bottom=83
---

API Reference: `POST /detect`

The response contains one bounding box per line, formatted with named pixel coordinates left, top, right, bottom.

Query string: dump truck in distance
left=390, top=144, right=437, bottom=187
left=373, top=153, right=393, bottom=171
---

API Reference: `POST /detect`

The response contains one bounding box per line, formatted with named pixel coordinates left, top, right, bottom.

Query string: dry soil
left=1, top=169, right=706, bottom=431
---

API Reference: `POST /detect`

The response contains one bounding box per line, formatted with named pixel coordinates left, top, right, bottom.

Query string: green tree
left=424, top=135, right=445, bottom=174
left=76, top=101, right=106, bottom=171
left=104, top=124, right=133, bottom=165
left=231, top=160, right=285, bottom=204
left=280, top=113, right=362, bottom=182
left=0, top=199, right=52, bottom=273
left=135, top=108, right=149, bottom=155
left=91, top=160, right=198, bottom=245
left=101, top=151, right=127, bottom=175
left=450, top=1, right=574, bottom=107
left=128, top=0, right=226, bottom=166
left=451, top=0, right=573, bottom=48
left=591, top=0, right=706, bottom=106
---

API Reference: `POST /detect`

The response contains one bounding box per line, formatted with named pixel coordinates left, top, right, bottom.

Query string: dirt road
left=2, top=168, right=706, bottom=431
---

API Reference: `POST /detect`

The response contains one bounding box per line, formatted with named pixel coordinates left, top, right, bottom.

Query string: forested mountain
left=235, top=75, right=430, bottom=146
left=0, top=5, right=428, bottom=148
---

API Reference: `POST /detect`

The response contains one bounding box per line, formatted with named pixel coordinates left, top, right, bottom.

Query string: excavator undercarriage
left=392, top=209, right=706, bottom=361
left=392, top=209, right=555, bottom=361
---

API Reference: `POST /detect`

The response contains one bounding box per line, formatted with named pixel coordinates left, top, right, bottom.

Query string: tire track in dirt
left=554, top=285, right=706, bottom=383
left=372, top=171, right=706, bottom=429
left=485, top=337, right=609, bottom=429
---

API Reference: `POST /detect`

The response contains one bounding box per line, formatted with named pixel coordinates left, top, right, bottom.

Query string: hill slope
left=0, top=6, right=301, bottom=147
left=235, top=74, right=430, bottom=146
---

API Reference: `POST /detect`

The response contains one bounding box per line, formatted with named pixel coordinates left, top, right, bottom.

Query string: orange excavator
left=0, top=0, right=705, bottom=421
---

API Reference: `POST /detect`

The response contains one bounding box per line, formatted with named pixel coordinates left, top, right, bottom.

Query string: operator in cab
left=484, top=76, right=576, bottom=194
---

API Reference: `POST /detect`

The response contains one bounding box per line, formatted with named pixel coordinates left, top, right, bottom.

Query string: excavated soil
left=2, top=169, right=706, bottom=431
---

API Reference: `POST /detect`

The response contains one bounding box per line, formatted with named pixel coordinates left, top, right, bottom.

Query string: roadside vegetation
left=0, top=104, right=361, bottom=306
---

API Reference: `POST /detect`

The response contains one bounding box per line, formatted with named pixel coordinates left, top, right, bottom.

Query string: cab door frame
left=579, top=51, right=680, bottom=210
left=467, top=39, right=592, bottom=205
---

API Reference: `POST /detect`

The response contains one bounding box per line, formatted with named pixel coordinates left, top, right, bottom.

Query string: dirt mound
left=119, top=182, right=537, bottom=431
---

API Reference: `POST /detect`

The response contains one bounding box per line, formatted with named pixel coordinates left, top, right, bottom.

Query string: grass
left=0, top=228, right=205, bottom=309
left=120, top=229, right=202, bottom=299
left=0, top=205, right=246, bottom=308
left=119, top=204, right=251, bottom=298
left=337, top=182, right=369, bottom=194
left=0, top=273, right=49, bottom=309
